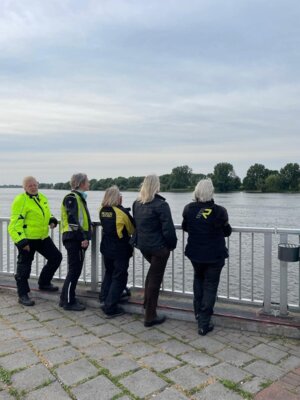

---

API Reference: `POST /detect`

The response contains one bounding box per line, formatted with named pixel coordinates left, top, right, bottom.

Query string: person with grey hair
left=60, top=173, right=92, bottom=311
left=182, top=178, right=232, bottom=335
left=99, top=186, right=135, bottom=317
left=132, top=174, right=177, bottom=327
left=8, top=176, right=62, bottom=306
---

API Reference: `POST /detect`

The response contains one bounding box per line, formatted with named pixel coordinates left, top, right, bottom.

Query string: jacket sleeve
left=215, top=205, right=232, bottom=237
left=8, top=195, right=29, bottom=247
left=181, top=205, right=189, bottom=232
left=63, top=194, right=80, bottom=231
left=159, top=202, right=177, bottom=250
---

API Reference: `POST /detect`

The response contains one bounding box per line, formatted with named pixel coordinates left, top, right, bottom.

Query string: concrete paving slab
left=140, top=352, right=181, bottom=372
left=190, top=336, right=225, bottom=353
left=55, top=325, right=87, bottom=338
left=11, top=364, right=54, bottom=391
left=103, top=332, right=136, bottom=347
left=0, top=349, right=40, bottom=371
left=30, top=336, right=66, bottom=351
left=193, top=382, right=243, bottom=400
left=215, top=347, right=255, bottom=366
left=25, top=381, right=71, bottom=400
left=68, top=333, right=101, bottom=348
left=137, top=329, right=170, bottom=344
left=88, top=323, right=120, bottom=337
left=13, top=320, right=44, bottom=330
left=55, top=358, right=98, bottom=386
left=100, top=354, right=139, bottom=376
left=81, top=341, right=118, bottom=360
left=0, top=391, right=15, bottom=399
left=206, top=361, right=250, bottom=383
left=180, top=351, right=218, bottom=368
left=249, top=343, right=287, bottom=363
left=158, top=339, right=193, bottom=356
left=71, top=375, right=121, bottom=400
left=122, top=341, right=157, bottom=358
left=244, top=360, right=285, bottom=380
left=152, top=386, right=191, bottom=399
left=0, top=338, right=27, bottom=355
left=20, top=327, right=54, bottom=340
left=166, top=365, right=211, bottom=390
left=43, top=345, right=82, bottom=366
left=120, top=369, right=167, bottom=398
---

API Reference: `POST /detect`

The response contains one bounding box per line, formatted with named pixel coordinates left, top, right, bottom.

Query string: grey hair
left=138, top=174, right=160, bottom=204
left=70, top=173, right=88, bottom=190
left=101, top=185, right=121, bottom=207
left=22, top=176, right=37, bottom=188
left=194, top=178, right=214, bottom=202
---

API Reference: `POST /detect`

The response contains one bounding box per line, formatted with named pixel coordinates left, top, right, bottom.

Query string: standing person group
left=8, top=174, right=230, bottom=336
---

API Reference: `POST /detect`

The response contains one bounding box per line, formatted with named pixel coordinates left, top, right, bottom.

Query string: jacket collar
left=155, top=193, right=166, bottom=201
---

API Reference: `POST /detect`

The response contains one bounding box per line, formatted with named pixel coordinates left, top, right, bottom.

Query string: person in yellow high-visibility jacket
left=60, top=173, right=92, bottom=311
left=8, top=176, right=62, bottom=306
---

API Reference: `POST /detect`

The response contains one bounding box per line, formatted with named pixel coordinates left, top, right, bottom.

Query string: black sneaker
left=18, top=295, right=35, bottom=306
left=198, top=323, right=214, bottom=336
left=39, top=283, right=59, bottom=292
left=144, top=315, right=166, bottom=327
left=104, top=306, right=125, bottom=318
left=63, top=300, right=86, bottom=311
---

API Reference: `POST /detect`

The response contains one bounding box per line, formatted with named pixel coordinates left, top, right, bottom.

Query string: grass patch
left=0, top=367, right=12, bottom=384
left=260, top=380, right=273, bottom=389
left=220, top=379, right=253, bottom=400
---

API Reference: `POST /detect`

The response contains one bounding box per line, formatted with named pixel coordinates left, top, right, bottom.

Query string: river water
left=1, top=189, right=300, bottom=305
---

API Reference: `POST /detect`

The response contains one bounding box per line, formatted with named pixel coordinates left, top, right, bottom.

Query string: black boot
left=18, top=294, right=35, bottom=306
left=198, top=323, right=214, bottom=336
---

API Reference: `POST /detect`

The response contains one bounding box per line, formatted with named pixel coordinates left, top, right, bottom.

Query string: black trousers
left=99, top=255, right=130, bottom=314
left=142, top=247, right=170, bottom=322
left=15, top=237, right=62, bottom=297
left=60, top=241, right=86, bottom=305
left=192, top=260, right=224, bottom=329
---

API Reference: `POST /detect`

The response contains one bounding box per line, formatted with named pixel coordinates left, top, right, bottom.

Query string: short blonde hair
left=23, top=176, right=38, bottom=188
left=138, top=174, right=160, bottom=204
left=102, top=185, right=121, bottom=207
left=70, top=173, right=88, bottom=190
left=194, top=178, right=214, bottom=202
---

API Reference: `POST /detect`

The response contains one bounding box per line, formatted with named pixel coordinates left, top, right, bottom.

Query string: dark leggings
left=192, top=260, right=224, bottom=328
left=142, top=247, right=170, bottom=322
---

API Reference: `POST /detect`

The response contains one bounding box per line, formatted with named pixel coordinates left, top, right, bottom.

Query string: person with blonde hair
left=60, top=173, right=92, bottom=311
left=182, top=178, right=232, bottom=335
left=99, top=185, right=135, bottom=317
left=8, top=176, right=62, bottom=306
left=132, top=174, right=177, bottom=327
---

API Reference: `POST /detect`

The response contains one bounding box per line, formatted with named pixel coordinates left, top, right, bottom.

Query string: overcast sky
left=0, top=0, right=299, bottom=184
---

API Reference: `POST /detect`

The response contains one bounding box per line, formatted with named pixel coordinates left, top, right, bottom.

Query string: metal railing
left=0, top=217, right=299, bottom=315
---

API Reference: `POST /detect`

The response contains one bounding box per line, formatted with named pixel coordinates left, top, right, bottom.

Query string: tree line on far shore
left=2, top=162, right=300, bottom=193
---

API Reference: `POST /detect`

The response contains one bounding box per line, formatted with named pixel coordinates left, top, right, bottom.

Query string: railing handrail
left=1, top=217, right=299, bottom=315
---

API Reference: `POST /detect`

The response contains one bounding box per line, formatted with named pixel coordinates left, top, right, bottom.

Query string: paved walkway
left=0, top=288, right=299, bottom=400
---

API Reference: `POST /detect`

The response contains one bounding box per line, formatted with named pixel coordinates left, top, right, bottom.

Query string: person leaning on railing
left=99, top=185, right=135, bottom=318
left=182, top=178, right=232, bottom=336
left=8, top=176, right=62, bottom=306
left=60, top=173, right=92, bottom=311
left=132, top=174, right=177, bottom=327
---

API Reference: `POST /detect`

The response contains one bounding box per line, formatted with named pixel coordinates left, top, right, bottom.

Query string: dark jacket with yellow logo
left=100, top=205, right=135, bottom=259
left=182, top=199, right=232, bottom=263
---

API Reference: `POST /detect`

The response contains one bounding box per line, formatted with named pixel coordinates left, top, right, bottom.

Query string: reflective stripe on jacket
left=8, top=192, right=52, bottom=244
left=100, top=205, right=135, bottom=258
left=61, top=191, right=92, bottom=242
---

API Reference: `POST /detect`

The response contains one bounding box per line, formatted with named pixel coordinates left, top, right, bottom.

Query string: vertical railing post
left=263, top=232, right=272, bottom=313
left=279, top=233, right=288, bottom=316
left=0, top=221, right=3, bottom=272
left=90, top=224, right=99, bottom=292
